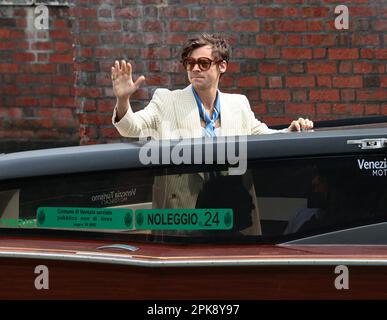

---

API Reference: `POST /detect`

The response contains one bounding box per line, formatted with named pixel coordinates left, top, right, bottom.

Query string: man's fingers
left=134, top=75, right=145, bottom=88
left=305, top=118, right=313, bottom=129
left=126, top=62, right=133, bottom=79
left=121, top=60, right=127, bottom=74
left=298, top=117, right=306, bottom=130
left=115, top=60, right=120, bottom=72
left=292, top=120, right=301, bottom=132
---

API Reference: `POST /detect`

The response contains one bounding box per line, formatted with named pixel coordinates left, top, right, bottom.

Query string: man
left=111, top=33, right=313, bottom=236
left=111, top=33, right=313, bottom=137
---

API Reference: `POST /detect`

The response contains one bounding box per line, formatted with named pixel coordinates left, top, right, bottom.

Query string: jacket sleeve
left=244, top=96, right=288, bottom=135
left=112, top=89, right=165, bottom=138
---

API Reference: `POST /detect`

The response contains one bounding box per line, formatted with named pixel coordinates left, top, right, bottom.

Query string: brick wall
left=1, top=0, right=386, bottom=151
left=0, top=4, right=78, bottom=152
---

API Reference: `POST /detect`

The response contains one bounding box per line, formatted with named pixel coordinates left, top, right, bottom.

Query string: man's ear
left=219, top=60, right=227, bottom=73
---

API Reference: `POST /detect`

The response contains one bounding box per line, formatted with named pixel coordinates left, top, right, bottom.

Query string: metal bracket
left=347, top=138, right=387, bottom=150
left=96, top=244, right=139, bottom=252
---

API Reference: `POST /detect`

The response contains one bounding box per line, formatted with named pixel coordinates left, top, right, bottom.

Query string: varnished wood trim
left=1, top=249, right=387, bottom=267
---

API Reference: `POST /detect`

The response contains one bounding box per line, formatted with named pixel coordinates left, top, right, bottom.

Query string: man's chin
left=191, top=81, right=207, bottom=91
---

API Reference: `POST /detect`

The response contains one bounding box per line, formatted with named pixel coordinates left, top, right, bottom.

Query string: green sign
left=135, top=209, right=233, bottom=230
left=36, top=207, right=133, bottom=230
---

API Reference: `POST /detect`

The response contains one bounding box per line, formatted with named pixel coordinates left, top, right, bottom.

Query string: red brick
left=292, top=89, right=307, bottom=102
left=307, top=20, right=324, bottom=31
left=237, top=76, right=262, bottom=88
left=286, top=103, right=315, bottom=115
left=381, top=76, right=387, bottom=88
left=277, top=20, right=307, bottom=32
left=79, top=34, right=98, bottom=46
left=226, top=62, right=240, bottom=73
left=76, top=87, right=103, bottom=99
left=286, top=76, right=315, bottom=87
left=0, top=107, right=22, bottom=118
left=269, top=76, right=282, bottom=88
left=332, top=104, right=348, bottom=114
left=0, top=63, right=18, bottom=73
left=55, top=42, right=72, bottom=51
left=93, top=21, right=122, bottom=32
left=160, top=7, right=189, bottom=18
left=313, top=48, right=326, bottom=59
left=349, top=104, right=364, bottom=115
left=301, top=7, right=329, bottom=17
left=30, top=42, right=53, bottom=51
left=100, top=127, right=120, bottom=138
left=374, top=20, right=387, bottom=31
left=303, top=35, right=334, bottom=46
left=317, top=76, right=332, bottom=88
left=341, top=89, right=355, bottom=101
left=141, top=47, right=170, bottom=59
left=352, top=34, right=380, bottom=46
left=357, top=89, right=386, bottom=101
left=10, top=30, right=24, bottom=39
left=50, top=30, right=72, bottom=40
left=143, top=20, right=164, bottom=32
left=251, top=103, right=266, bottom=116
left=165, top=34, right=187, bottom=45
left=53, top=20, right=68, bottom=29
left=333, top=76, right=363, bottom=88
left=256, top=34, right=286, bottom=46
left=233, top=21, right=260, bottom=32
left=375, top=49, right=387, bottom=60
left=145, top=75, right=170, bottom=86
left=206, top=7, right=235, bottom=19
left=115, top=7, right=142, bottom=18
left=289, top=64, right=304, bottom=73
left=83, top=100, right=97, bottom=112
left=15, top=97, right=38, bottom=107
left=287, top=35, right=302, bottom=46
left=282, top=48, right=312, bottom=60
left=53, top=97, right=75, bottom=107
left=13, top=52, right=35, bottom=62
left=243, top=48, right=264, bottom=59
left=261, top=89, right=290, bottom=101
left=55, top=118, right=79, bottom=129
left=220, top=75, right=234, bottom=88
left=329, top=49, right=359, bottom=60
left=96, top=100, right=113, bottom=113
left=316, top=103, right=331, bottom=115
left=0, top=28, right=11, bottom=38
left=307, top=62, right=337, bottom=74
left=169, top=21, right=211, bottom=32
left=354, top=62, right=384, bottom=74
left=50, top=54, right=73, bottom=64
left=95, top=48, right=123, bottom=58
left=0, top=41, right=17, bottom=50
left=339, top=62, right=352, bottom=73
left=260, top=62, right=287, bottom=73
left=364, top=105, right=380, bottom=115
left=310, top=89, right=340, bottom=101
left=265, top=47, right=280, bottom=59
left=254, top=7, right=277, bottom=17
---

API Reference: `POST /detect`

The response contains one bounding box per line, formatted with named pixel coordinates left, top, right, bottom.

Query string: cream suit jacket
left=113, top=84, right=283, bottom=139
left=112, top=85, right=285, bottom=236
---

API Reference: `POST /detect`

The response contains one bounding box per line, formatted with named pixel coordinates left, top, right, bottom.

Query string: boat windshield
left=1, top=143, right=387, bottom=244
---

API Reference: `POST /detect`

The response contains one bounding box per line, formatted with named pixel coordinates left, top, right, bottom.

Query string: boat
left=1, top=116, right=387, bottom=299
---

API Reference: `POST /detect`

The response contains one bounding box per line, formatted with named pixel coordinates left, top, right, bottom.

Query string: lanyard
left=192, top=87, right=221, bottom=137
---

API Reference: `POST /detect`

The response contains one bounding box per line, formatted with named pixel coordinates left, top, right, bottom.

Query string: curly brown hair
left=181, top=33, right=231, bottom=63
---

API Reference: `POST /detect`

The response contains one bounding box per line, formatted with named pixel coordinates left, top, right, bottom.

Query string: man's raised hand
left=111, top=60, right=145, bottom=100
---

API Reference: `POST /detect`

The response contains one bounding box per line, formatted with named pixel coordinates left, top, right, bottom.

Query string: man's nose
left=191, top=62, right=201, bottom=72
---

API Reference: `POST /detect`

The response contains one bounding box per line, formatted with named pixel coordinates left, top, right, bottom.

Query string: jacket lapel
left=218, top=91, right=243, bottom=136
left=174, top=85, right=202, bottom=138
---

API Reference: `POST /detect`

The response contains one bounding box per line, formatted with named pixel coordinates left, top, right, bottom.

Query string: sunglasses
left=182, top=57, right=220, bottom=71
